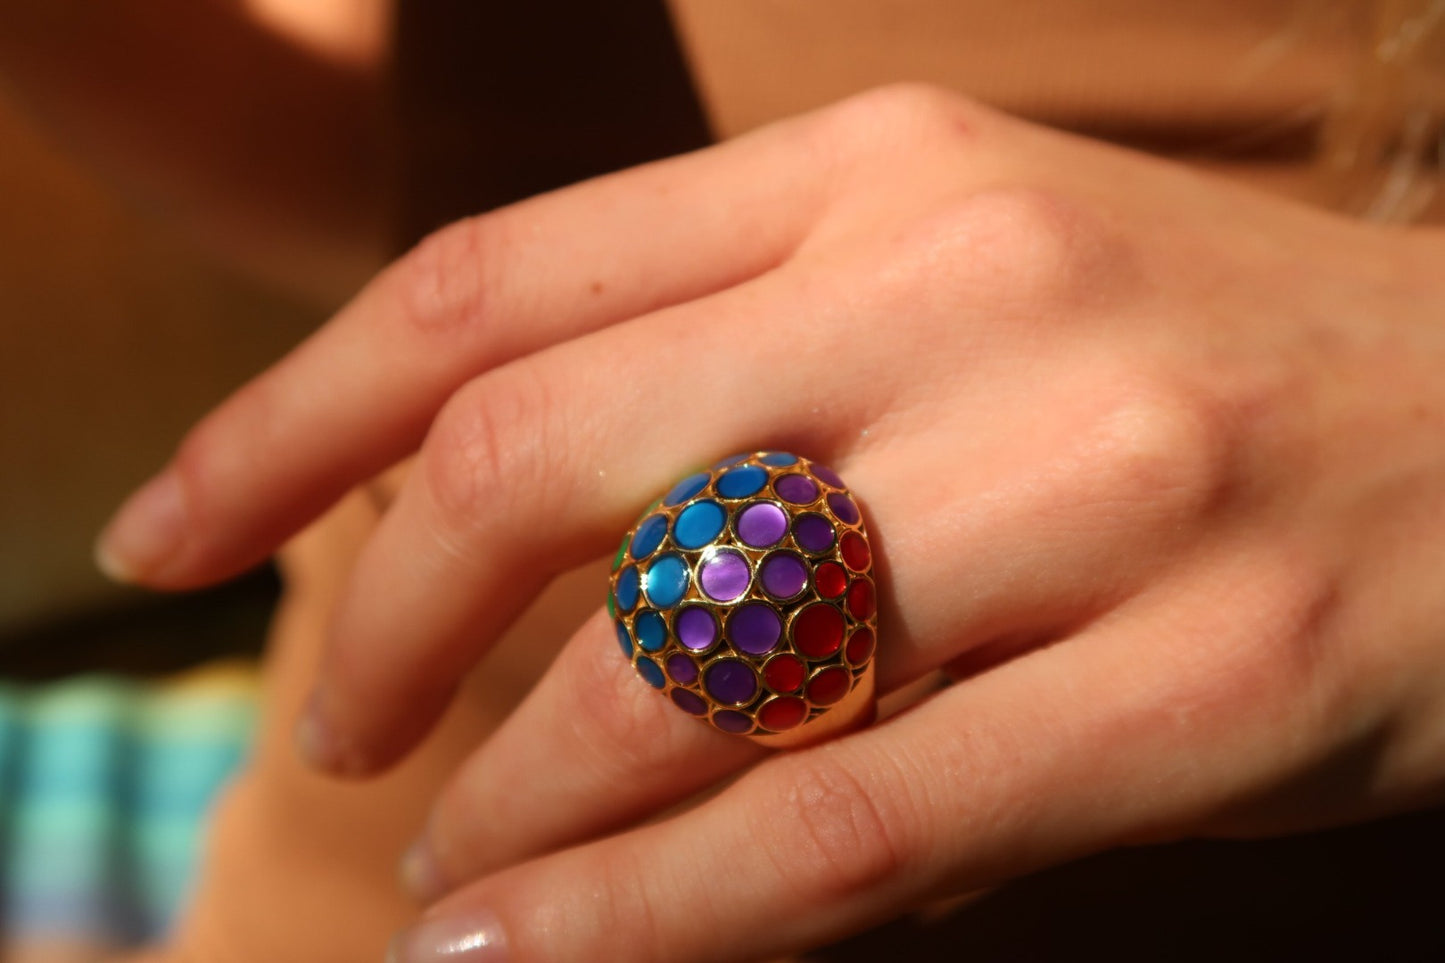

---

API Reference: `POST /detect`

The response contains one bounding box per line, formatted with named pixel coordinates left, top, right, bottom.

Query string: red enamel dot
left=807, top=666, right=852, bottom=706
left=841, top=532, right=871, bottom=571
left=847, top=579, right=876, bottom=620
left=758, top=697, right=808, bottom=731
left=764, top=654, right=806, bottom=694
left=814, top=561, right=847, bottom=599
left=845, top=627, right=875, bottom=666
left=793, top=604, right=844, bottom=658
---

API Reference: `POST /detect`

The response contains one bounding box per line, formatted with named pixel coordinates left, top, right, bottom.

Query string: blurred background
left=0, top=0, right=1441, bottom=960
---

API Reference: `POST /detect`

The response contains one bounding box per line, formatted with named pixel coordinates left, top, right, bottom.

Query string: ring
left=609, top=451, right=877, bottom=747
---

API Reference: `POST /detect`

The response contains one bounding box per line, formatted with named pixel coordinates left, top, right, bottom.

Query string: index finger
left=96, top=117, right=833, bottom=588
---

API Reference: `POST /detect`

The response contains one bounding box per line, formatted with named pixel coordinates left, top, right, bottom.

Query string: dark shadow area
left=0, top=568, right=276, bottom=681
left=817, top=807, right=1445, bottom=961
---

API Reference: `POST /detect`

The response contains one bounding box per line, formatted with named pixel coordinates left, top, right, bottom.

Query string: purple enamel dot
left=671, top=689, right=707, bottom=715
left=704, top=659, right=759, bottom=705
left=666, top=652, right=699, bottom=685
left=729, top=602, right=782, bottom=655
left=675, top=606, right=718, bottom=652
left=712, top=710, right=754, bottom=733
left=810, top=462, right=845, bottom=488
left=775, top=473, right=819, bottom=504
left=760, top=552, right=808, bottom=599
left=827, top=492, right=861, bottom=525
left=699, top=549, right=750, bottom=602
left=793, top=513, right=835, bottom=553
left=736, top=502, right=788, bottom=548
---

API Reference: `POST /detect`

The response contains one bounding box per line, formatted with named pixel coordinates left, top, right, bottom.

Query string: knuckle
left=1083, top=379, right=1238, bottom=523
left=948, top=186, right=1117, bottom=308
left=422, top=367, right=557, bottom=533
left=751, top=749, right=911, bottom=901
left=391, top=213, right=504, bottom=339
left=804, top=83, right=990, bottom=169
left=871, top=186, right=1126, bottom=322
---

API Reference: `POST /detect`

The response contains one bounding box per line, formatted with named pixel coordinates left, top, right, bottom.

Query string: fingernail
left=387, top=910, right=508, bottom=962
left=399, top=836, right=448, bottom=904
left=95, top=470, right=186, bottom=583
left=294, top=691, right=370, bottom=776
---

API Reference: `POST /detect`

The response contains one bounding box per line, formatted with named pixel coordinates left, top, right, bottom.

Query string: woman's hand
left=98, top=85, right=1445, bottom=961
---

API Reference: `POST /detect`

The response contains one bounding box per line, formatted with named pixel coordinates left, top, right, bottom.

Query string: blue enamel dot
left=615, top=620, right=633, bottom=656
left=614, top=565, right=640, bottom=612
left=711, top=453, right=751, bottom=469
left=635, top=610, right=667, bottom=652
left=673, top=500, right=726, bottom=549
left=643, top=553, right=689, bottom=608
left=636, top=657, right=665, bottom=689
left=717, top=465, right=767, bottom=499
left=630, top=514, right=668, bottom=560
left=759, top=451, right=799, bottom=467
left=664, top=472, right=711, bottom=507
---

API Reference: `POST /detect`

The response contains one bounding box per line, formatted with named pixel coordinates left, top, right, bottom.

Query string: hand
left=97, top=85, right=1445, bottom=961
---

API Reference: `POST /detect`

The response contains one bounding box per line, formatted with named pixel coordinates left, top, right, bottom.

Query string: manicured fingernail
left=294, top=691, right=370, bottom=776
left=95, top=470, right=186, bottom=583
left=387, top=910, right=508, bottom=962
left=399, top=836, right=447, bottom=904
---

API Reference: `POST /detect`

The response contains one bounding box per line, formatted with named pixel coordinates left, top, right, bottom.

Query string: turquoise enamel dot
left=643, top=553, right=689, bottom=608
left=674, top=500, right=727, bottom=549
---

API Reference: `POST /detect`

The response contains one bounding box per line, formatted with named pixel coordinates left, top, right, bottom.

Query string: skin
left=96, top=85, right=1445, bottom=961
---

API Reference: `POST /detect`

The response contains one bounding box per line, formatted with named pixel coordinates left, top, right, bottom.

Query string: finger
left=95, top=115, right=835, bottom=589
left=402, top=609, right=764, bottom=902
left=392, top=559, right=1330, bottom=963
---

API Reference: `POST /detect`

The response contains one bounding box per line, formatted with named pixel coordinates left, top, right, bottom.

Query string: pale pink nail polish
left=399, top=837, right=448, bottom=904
left=293, top=691, right=371, bottom=776
left=387, top=910, right=509, bottom=962
left=95, top=470, right=187, bottom=583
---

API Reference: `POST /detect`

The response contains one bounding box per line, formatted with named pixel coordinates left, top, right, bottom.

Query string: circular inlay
left=666, top=652, right=699, bottom=685
left=847, top=579, right=876, bottom=620
left=736, top=501, right=788, bottom=548
left=712, top=709, right=754, bottom=733
left=845, top=627, right=875, bottom=666
left=614, top=565, right=640, bottom=612
left=664, top=472, right=710, bottom=507
left=810, top=462, right=845, bottom=488
left=841, top=531, right=871, bottom=571
left=763, top=654, right=806, bottom=694
left=758, top=697, right=808, bottom=731
left=635, top=657, right=665, bottom=689
left=728, top=602, right=783, bottom=656
left=671, top=689, right=707, bottom=715
left=760, top=552, right=808, bottom=600
left=704, top=659, right=758, bottom=705
left=793, top=603, right=844, bottom=658
left=759, top=452, right=799, bottom=467
left=827, top=492, right=860, bottom=525
left=807, top=666, right=851, bottom=705
left=615, top=621, right=633, bottom=657
left=793, top=513, right=836, bottom=554
left=643, top=553, right=689, bottom=608
left=674, top=499, right=727, bottom=549
left=630, top=514, right=668, bottom=560
left=716, top=465, right=768, bottom=499
left=675, top=605, right=718, bottom=652
left=635, top=610, right=667, bottom=652
left=698, top=549, right=750, bottom=602
left=814, top=561, right=847, bottom=599
left=775, top=473, right=819, bottom=504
